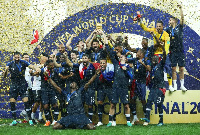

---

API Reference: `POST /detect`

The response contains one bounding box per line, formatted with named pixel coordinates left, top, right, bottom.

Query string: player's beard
left=83, top=62, right=88, bottom=66
left=15, top=60, right=20, bottom=63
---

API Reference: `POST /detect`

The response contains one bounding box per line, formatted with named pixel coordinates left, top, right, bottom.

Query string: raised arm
left=84, top=69, right=100, bottom=90
left=178, top=5, right=184, bottom=26
left=65, top=56, right=73, bottom=67
left=53, top=56, right=62, bottom=67
left=107, top=35, right=116, bottom=45
left=85, top=30, right=97, bottom=49
left=48, top=78, right=62, bottom=93
left=3, top=66, right=9, bottom=78
left=138, top=59, right=151, bottom=71
left=139, top=20, right=155, bottom=32
left=66, top=34, right=76, bottom=51
left=150, top=31, right=161, bottom=48
left=44, top=71, right=62, bottom=93
left=59, top=72, right=74, bottom=80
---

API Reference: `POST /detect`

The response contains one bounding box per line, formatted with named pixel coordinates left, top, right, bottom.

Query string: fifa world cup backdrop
left=1, top=3, right=200, bottom=124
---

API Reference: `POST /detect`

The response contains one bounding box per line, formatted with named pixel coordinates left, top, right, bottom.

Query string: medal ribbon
left=67, top=91, right=76, bottom=103
left=16, top=62, right=22, bottom=72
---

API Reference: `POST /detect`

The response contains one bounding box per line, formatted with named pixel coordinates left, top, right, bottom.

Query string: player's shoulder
left=6, top=61, right=14, bottom=66
left=20, top=60, right=30, bottom=65
left=163, top=30, right=169, bottom=36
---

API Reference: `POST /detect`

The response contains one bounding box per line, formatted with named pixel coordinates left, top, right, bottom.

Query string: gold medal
left=152, top=76, right=154, bottom=79
left=172, top=37, right=175, bottom=39
left=66, top=102, right=68, bottom=105
left=136, top=69, right=138, bottom=72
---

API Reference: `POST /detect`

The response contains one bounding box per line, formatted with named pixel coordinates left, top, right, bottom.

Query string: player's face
left=116, top=36, right=123, bottom=45
left=141, top=39, right=148, bottom=49
left=169, top=18, right=175, bottom=26
left=59, top=44, right=65, bottom=53
left=23, top=55, right=29, bottom=62
left=59, top=55, right=65, bottom=62
left=82, top=56, right=89, bottom=66
left=115, top=46, right=122, bottom=57
left=71, top=53, right=77, bottom=60
left=47, top=62, right=54, bottom=70
left=77, top=41, right=84, bottom=49
left=100, top=60, right=107, bottom=71
left=92, top=42, right=99, bottom=51
left=40, top=55, right=48, bottom=63
left=119, top=55, right=126, bottom=62
left=156, top=23, right=163, bottom=34
left=14, top=54, right=20, bottom=62
left=70, top=82, right=78, bottom=89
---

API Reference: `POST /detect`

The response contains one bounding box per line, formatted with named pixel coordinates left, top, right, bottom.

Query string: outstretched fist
left=133, top=11, right=142, bottom=21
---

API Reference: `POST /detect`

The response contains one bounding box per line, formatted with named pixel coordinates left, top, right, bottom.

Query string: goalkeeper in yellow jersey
left=136, top=13, right=174, bottom=92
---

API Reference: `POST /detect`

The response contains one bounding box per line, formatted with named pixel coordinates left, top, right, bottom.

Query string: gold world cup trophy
left=96, top=23, right=102, bottom=30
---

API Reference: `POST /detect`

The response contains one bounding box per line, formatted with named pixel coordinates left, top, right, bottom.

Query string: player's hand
left=36, top=68, right=41, bottom=73
left=124, top=36, right=128, bottom=40
left=98, top=29, right=104, bottom=35
left=44, top=71, right=50, bottom=78
left=71, top=34, right=76, bottom=38
left=150, top=31, right=155, bottom=36
left=138, top=59, right=143, bottom=64
left=96, top=68, right=101, bottom=75
left=52, top=54, right=56, bottom=59
left=107, top=35, right=111, bottom=40
left=29, top=69, right=33, bottom=74
left=177, top=4, right=182, bottom=9
left=70, top=72, right=74, bottom=77
left=84, top=83, right=89, bottom=90
left=59, top=73, right=64, bottom=79
left=53, top=49, right=58, bottom=56
left=160, top=41, right=164, bottom=46
left=63, top=52, right=68, bottom=58
left=93, top=29, right=98, bottom=34
left=122, top=66, right=127, bottom=70
left=37, top=45, right=41, bottom=50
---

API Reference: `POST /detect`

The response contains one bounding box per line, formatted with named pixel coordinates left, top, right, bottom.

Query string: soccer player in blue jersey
left=57, top=53, right=96, bottom=122
left=30, top=59, right=59, bottom=126
left=45, top=69, right=98, bottom=130
left=3, top=52, right=34, bottom=126
left=54, top=54, right=73, bottom=119
left=129, top=49, right=151, bottom=125
left=96, top=58, right=114, bottom=126
left=166, top=5, right=187, bottom=91
left=105, top=38, right=132, bottom=127
left=140, top=41, right=167, bottom=126
left=66, top=34, right=85, bottom=60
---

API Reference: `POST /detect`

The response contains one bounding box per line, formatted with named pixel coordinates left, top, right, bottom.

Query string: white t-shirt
left=25, top=67, right=32, bottom=89
left=32, top=64, right=42, bottom=90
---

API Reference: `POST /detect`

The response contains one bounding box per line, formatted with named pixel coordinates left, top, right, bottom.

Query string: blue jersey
left=106, top=44, right=130, bottom=87
left=166, top=24, right=184, bottom=53
left=62, top=87, right=85, bottom=115
left=150, top=59, right=165, bottom=88
left=134, top=58, right=150, bottom=83
left=40, top=67, right=59, bottom=90
left=136, top=46, right=154, bottom=60
left=97, top=63, right=114, bottom=89
left=7, top=60, right=30, bottom=82
left=57, top=66, right=71, bottom=89
left=85, top=47, right=106, bottom=63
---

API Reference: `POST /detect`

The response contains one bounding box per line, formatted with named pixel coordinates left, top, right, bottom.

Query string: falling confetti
left=0, top=0, right=199, bottom=120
